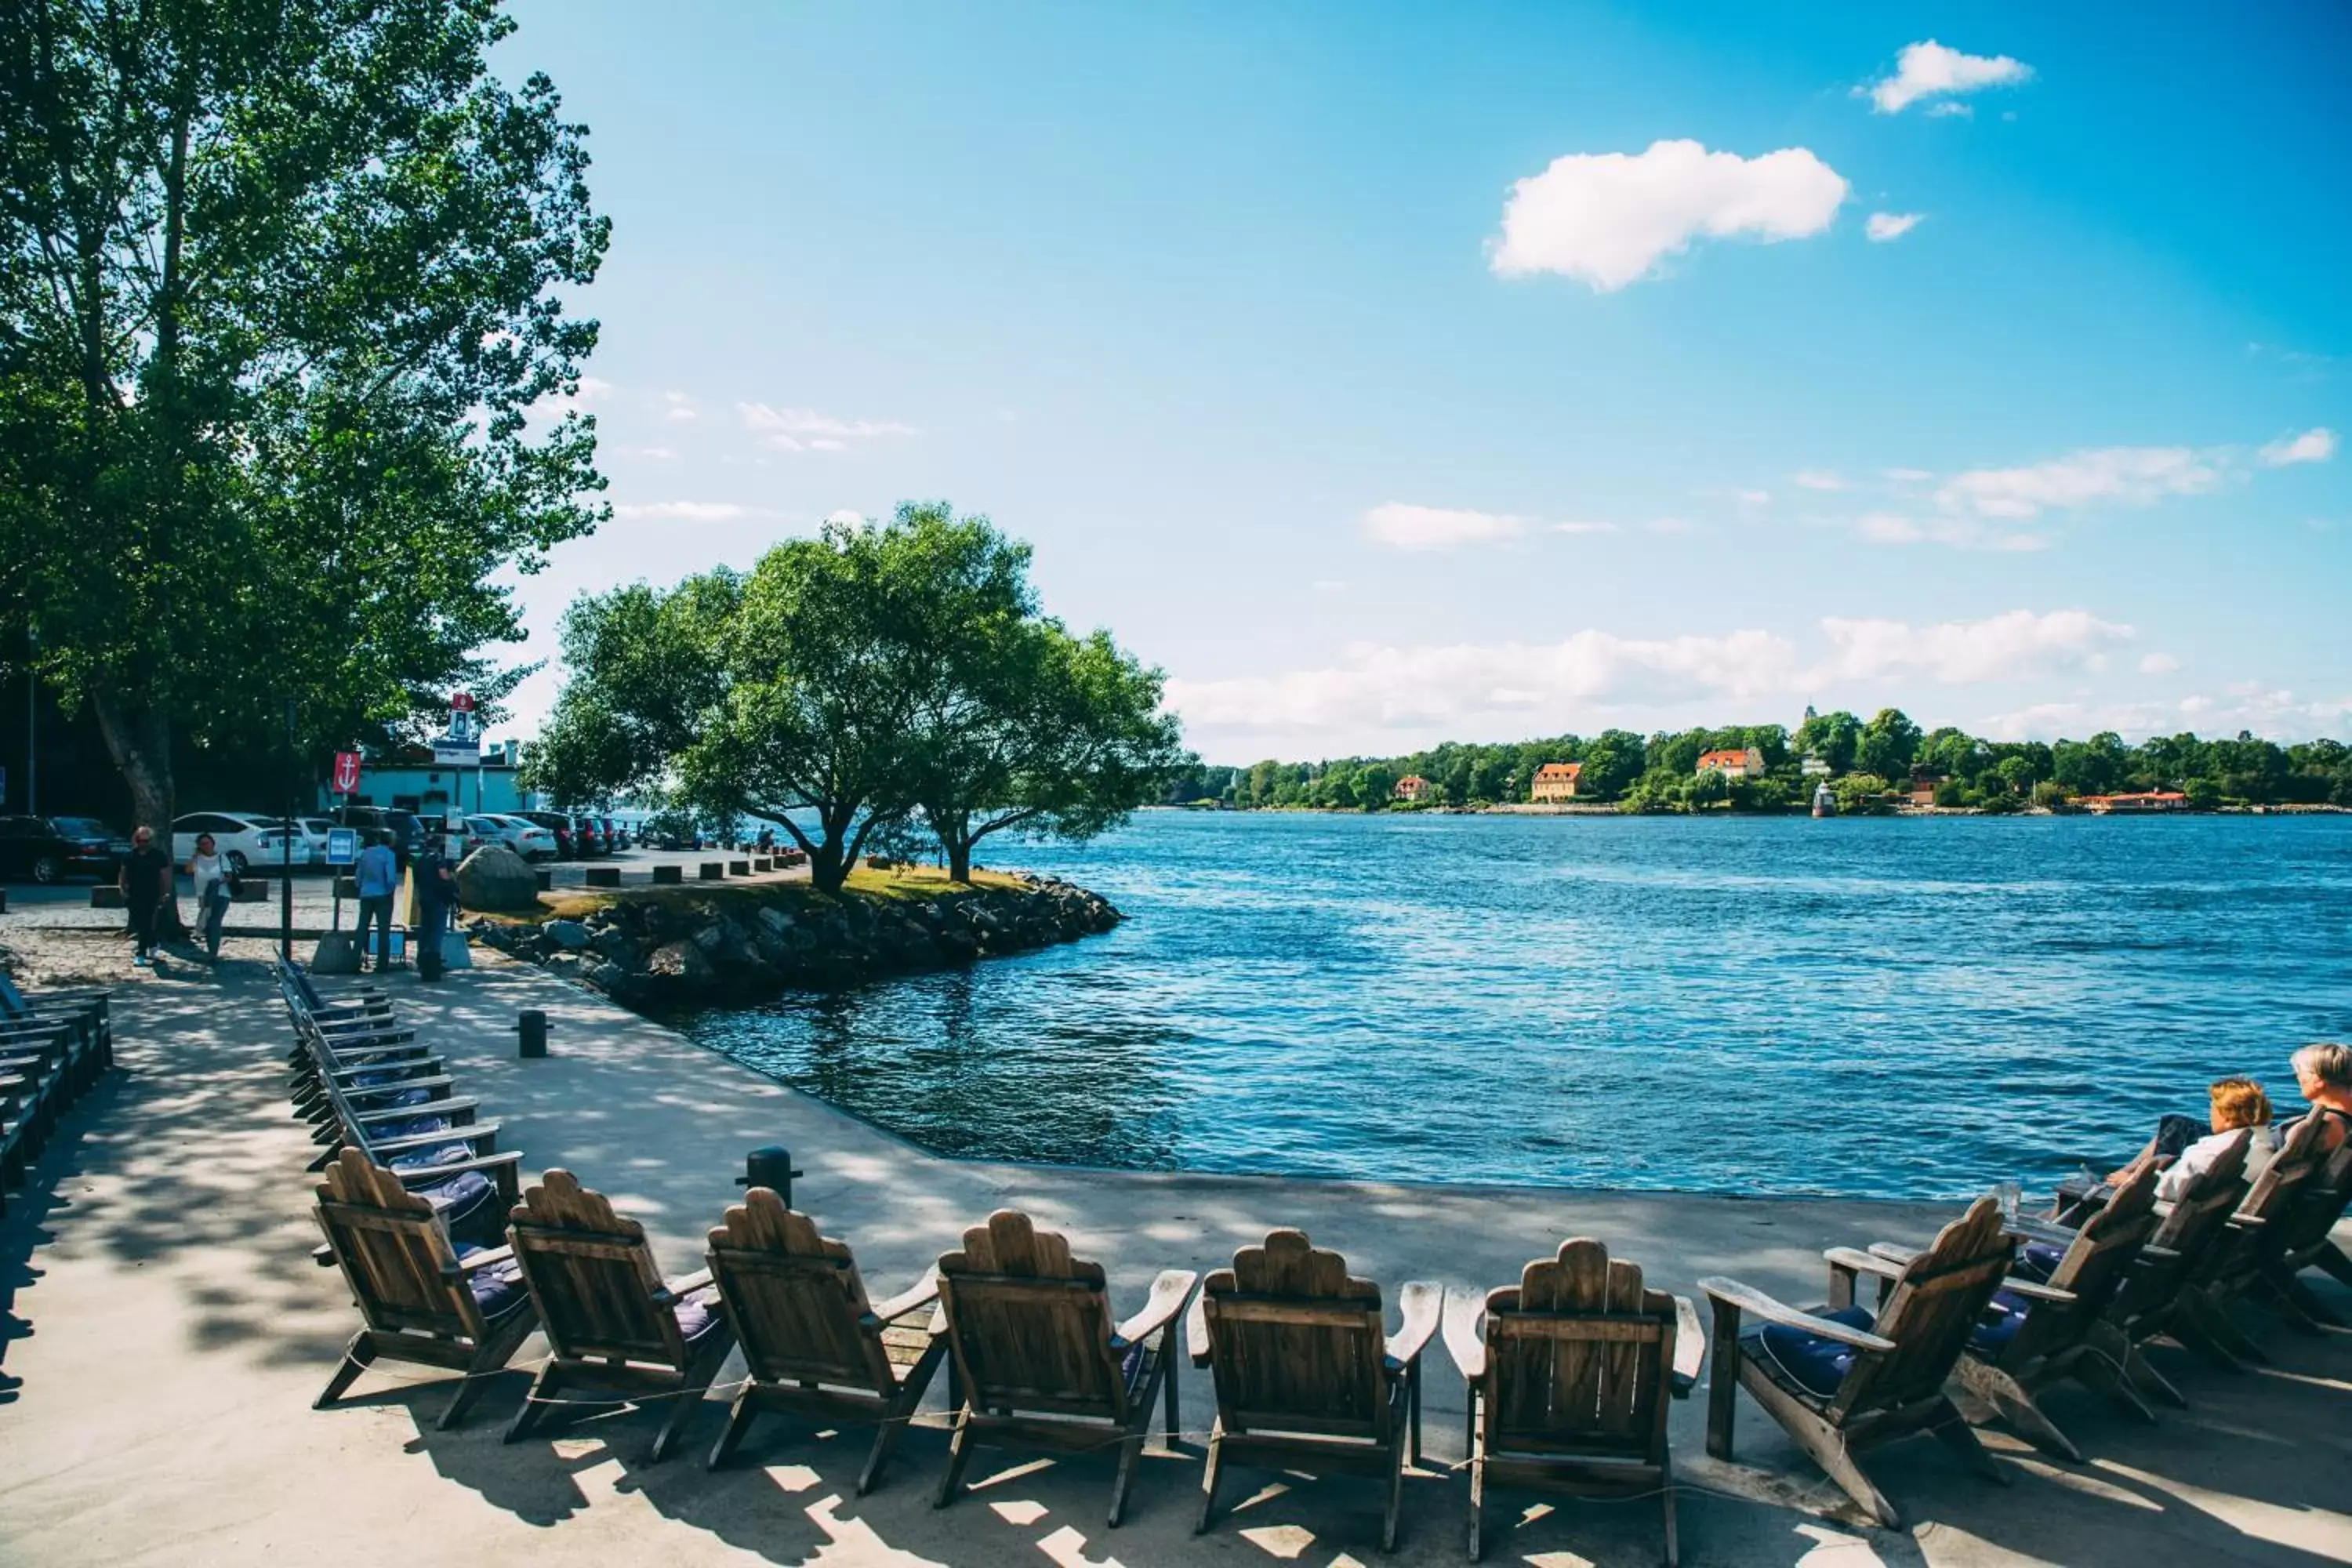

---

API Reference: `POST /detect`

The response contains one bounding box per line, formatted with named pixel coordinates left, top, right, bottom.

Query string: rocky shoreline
left=466, top=872, right=1123, bottom=1010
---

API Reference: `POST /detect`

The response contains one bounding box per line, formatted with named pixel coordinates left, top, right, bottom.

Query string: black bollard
left=738, top=1145, right=804, bottom=1209
left=517, top=1008, right=550, bottom=1058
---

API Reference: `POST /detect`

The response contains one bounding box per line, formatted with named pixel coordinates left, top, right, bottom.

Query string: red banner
left=332, top=751, right=361, bottom=794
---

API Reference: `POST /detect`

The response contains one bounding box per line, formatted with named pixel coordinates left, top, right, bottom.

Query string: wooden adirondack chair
left=932, top=1210, right=1199, bottom=1526
left=2255, top=1131, right=2352, bottom=1329
left=1699, top=1196, right=2015, bottom=1529
left=1867, top=1167, right=2161, bottom=1462
left=1443, top=1238, right=1704, bottom=1565
left=2081, top=1127, right=2250, bottom=1413
left=702, top=1186, right=949, bottom=1489
left=2169, top=1111, right=2329, bottom=1367
left=1185, top=1229, right=1440, bottom=1552
left=310, top=1149, right=540, bottom=1428
left=504, top=1169, right=739, bottom=1462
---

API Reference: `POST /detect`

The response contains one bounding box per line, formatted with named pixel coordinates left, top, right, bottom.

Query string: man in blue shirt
left=353, top=832, right=400, bottom=972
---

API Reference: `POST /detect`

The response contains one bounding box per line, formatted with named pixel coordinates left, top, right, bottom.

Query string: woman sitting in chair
left=2107, top=1076, right=2279, bottom=1202
left=2286, top=1042, right=2352, bottom=1155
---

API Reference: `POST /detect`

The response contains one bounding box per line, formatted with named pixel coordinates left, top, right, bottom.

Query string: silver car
left=463, top=813, right=558, bottom=862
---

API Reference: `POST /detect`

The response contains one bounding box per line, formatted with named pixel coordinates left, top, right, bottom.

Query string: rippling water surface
left=677, top=811, right=2352, bottom=1200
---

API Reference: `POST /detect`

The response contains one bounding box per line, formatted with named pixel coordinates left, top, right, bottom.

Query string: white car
left=170, top=811, right=314, bottom=874
left=463, top=813, right=558, bottom=862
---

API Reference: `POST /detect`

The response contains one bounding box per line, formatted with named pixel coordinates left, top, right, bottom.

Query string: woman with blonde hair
left=2289, top=1042, right=2352, bottom=1154
left=2108, top=1076, right=2279, bottom=1203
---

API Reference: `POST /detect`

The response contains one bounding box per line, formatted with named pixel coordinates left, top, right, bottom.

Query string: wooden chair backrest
left=706, top=1187, right=895, bottom=1392
left=936, top=1210, right=1126, bottom=1420
left=314, top=1149, right=481, bottom=1341
left=2239, top=1112, right=2327, bottom=1224
left=1480, top=1238, right=1675, bottom=1462
left=508, top=1170, right=686, bottom=1367
left=2148, top=1128, right=2249, bottom=1253
left=1200, top=1230, right=1390, bottom=1440
left=2278, top=1134, right=2352, bottom=1254
left=2016, top=1166, right=2160, bottom=1358
left=1833, top=1196, right=2013, bottom=1421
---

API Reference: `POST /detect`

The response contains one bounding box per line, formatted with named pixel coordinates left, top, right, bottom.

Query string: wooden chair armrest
left=1826, top=1245, right=1908, bottom=1281
left=1865, top=1242, right=1921, bottom=1266
left=1670, top=1295, right=1705, bottom=1395
left=453, top=1245, right=515, bottom=1275
left=2225, top=1212, right=2267, bottom=1229
left=870, top=1273, right=941, bottom=1324
left=389, top=1150, right=521, bottom=1192
left=1115, top=1269, right=1200, bottom=1344
left=1998, top=1276, right=2077, bottom=1304
left=1186, top=1292, right=1212, bottom=1367
left=351, top=1098, right=478, bottom=1126
left=650, top=1268, right=715, bottom=1306
left=1440, top=1296, right=1486, bottom=1382
left=1388, top=1280, right=1443, bottom=1368
left=367, top=1121, right=502, bottom=1156
left=1698, top=1276, right=1896, bottom=1353
left=2140, top=1242, right=2184, bottom=1263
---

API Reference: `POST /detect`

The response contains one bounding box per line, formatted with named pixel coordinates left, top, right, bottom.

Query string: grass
left=514, top=862, right=1027, bottom=924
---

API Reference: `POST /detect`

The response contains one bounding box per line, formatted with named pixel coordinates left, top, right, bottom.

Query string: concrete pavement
left=2, top=953, right=2347, bottom=1566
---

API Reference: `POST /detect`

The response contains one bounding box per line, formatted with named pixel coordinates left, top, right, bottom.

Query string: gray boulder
left=544, top=919, right=593, bottom=951
left=648, top=939, right=715, bottom=982
left=455, top=844, right=541, bottom=913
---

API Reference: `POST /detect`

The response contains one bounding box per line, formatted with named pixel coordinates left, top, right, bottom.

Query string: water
left=677, top=811, right=2352, bottom=1200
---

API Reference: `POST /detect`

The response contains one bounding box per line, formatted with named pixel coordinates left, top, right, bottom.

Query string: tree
left=1795, top=710, right=1862, bottom=774
left=1581, top=729, right=1646, bottom=799
left=1857, top=708, right=1922, bottom=781
left=0, top=0, right=608, bottom=833
left=1356, top=763, right=1397, bottom=809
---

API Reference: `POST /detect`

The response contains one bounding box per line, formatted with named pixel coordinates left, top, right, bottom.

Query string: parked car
left=596, top=816, right=626, bottom=856
left=170, top=811, right=313, bottom=874
left=570, top=815, right=608, bottom=856
left=510, top=811, right=577, bottom=858
left=0, top=815, right=119, bottom=883
left=42, top=816, right=134, bottom=879
left=607, top=818, right=632, bottom=851
left=331, top=805, right=426, bottom=862
left=461, top=813, right=557, bottom=862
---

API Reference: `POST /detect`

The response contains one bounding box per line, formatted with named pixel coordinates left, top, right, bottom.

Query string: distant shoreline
left=1152, top=801, right=2352, bottom=818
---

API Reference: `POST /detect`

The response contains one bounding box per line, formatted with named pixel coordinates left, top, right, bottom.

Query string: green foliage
left=1831, top=773, right=1894, bottom=815
left=0, top=0, right=609, bottom=827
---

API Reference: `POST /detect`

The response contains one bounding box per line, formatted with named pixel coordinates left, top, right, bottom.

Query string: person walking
left=352, top=831, right=399, bottom=973
left=119, top=826, right=173, bottom=968
left=412, top=833, right=459, bottom=982
left=184, top=832, right=231, bottom=962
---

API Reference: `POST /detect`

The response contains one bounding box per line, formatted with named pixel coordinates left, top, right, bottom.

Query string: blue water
left=677, top=811, right=2352, bottom=1200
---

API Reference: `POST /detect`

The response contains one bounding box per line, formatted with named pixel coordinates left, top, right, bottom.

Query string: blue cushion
left=456, top=1244, right=530, bottom=1320
left=1972, top=1290, right=2033, bottom=1352
left=350, top=1069, right=405, bottom=1089
left=350, top=1084, right=430, bottom=1109
left=418, top=1171, right=499, bottom=1245
left=2014, top=1241, right=2067, bottom=1283
left=673, top=1284, right=724, bottom=1342
left=370, top=1114, right=452, bottom=1141
left=390, top=1141, right=474, bottom=1171
left=1752, top=1305, right=1876, bottom=1399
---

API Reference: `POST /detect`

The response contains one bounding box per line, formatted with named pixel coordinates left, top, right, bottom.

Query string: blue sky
left=495, top=2, right=2350, bottom=763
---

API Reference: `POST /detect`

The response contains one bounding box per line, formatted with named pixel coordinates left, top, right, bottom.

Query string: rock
left=756, top=906, right=794, bottom=936
left=456, top=844, right=542, bottom=913
left=309, top=933, right=361, bottom=975
left=544, top=919, right=593, bottom=951
left=543, top=953, right=585, bottom=982
left=592, top=927, right=637, bottom=961
left=586, top=960, right=628, bottom=993
left=690, top=920, right=727, bottom=955
left=648, top=939, right=714, bottom=982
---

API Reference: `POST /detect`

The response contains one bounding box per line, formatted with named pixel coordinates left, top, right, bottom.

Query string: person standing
left=184, top=832, right=230, bottom=961
left=412, top=834, right=458, bottom=981
left=352, top=831, right=399, bottom=973
left=119, top=826, right=173, bottom=967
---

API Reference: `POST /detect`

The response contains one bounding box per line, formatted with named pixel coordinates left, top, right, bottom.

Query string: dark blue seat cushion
left=455, top=1244, right=530, bottom=1321
left=1751, top=1304, right=1876, bottom=1399
left=2013, top=1241, right=2067, bottom=1283
left=1972, top=1290, right=2033, bottom=1352
left=389, top=1141, right=474, bottom=1171
left=350, top=1083, right=430, bottom=1109
left=419, top=1171, right=499, bottom=1245
left=672, top=1284, right=724, bottom=1342
left=369, top=1114, right=452, bottom=1141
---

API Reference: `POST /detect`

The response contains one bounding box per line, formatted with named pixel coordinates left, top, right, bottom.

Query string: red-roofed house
left=2080, top=791, right=2188, bottom=814
left=1696, top=748, right=1764, bottom=780
left=1530, top=761, right=1584, bottom=802
left=1393, top=774, right=1430, bottom=803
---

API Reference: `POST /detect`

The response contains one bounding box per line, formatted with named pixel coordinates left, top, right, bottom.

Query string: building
left=1801, top=756, right=1831, bottom=778
left=1392, top=774, right=1429, bottom=804
left=1530, top=761, right=1584, bottom=802
left=319, top=741, right=536, bottom=819
left=1695, top=748, right=1765, bottom=780
left=2079, top=791, right=2189, bottom=814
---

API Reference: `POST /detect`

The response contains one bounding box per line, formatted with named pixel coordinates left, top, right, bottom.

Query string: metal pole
left=281, top=699, right=296, bottom=961
left=24, top=623, right=35, bottom=816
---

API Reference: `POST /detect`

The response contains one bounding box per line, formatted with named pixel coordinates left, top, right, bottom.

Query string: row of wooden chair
left=0, top=973, right=112, bottom=1219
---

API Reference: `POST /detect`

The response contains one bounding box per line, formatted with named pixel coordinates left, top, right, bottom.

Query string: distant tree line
left=1163, top=709, right=2352, bottom=815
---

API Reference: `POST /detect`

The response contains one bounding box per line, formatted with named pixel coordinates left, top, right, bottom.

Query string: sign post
left=437, top=694, right=482, bottom=833
left=325, top=826, right=359, bottom=931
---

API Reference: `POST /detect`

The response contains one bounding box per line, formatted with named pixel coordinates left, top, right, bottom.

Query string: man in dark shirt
left=412, top=836, right=459, bottom=981
left=118, top=826, right=173, bottom=967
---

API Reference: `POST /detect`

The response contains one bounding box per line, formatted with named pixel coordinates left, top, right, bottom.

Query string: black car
left=332, top=804, right=426, bottom=862
left=512, top=810, right=577, bottom=858
left=0, top=814, right=129, bottom=883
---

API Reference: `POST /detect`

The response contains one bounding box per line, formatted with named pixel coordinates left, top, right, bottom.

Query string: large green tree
left=0, top=0, right=608, bottom=832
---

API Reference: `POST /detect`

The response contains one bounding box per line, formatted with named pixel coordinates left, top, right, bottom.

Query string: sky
left=492, top=2, right=2352, bottom=764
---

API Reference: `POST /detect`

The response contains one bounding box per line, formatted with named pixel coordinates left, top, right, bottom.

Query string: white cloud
left=1736, top=488, right=1773, bottom=506
left=1855, top=511, right=2049, bottom=552
left=2138, top=652, right=2182, bottom=675
left=1643, top=516, right=1697, bottom=535
left=619, top=445, right=676, bottom=461
left=1936, top=446, right=2222, bottom=518
left=823, top=509, right=867, bottom=526
left=1858, top=512, right=1923, bottom=543
left=1865, top=212, right=1925, bottom=243
left=1814, top=609, right=2132, bottom=685
left=662, top=390, right=699, bottom=423
left=1550, top=520, right=1621, bottom=535
left=1489, top=139, right=1848, bottom=292
left=1979, top=689, right=2352, bottom=744
left=1926, top=102, right=1975, bottom=120
left=571, top=376, right=616, bottom=402
left=739, top=402, right=916, bottom=453
left=1360, top=503, right=1527, bottom=551
left=1884, top=467, right=1935, bottom=482
left=2259, top=426, right=2337, bottom=466
left=1792, top=470, right=1849, bottom=491
left=612, top=500, right=757, bottom=522
left=1864, top=40, right=2034, bottom=114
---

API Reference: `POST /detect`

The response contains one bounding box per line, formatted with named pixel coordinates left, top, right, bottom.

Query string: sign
left=332, top=750, right=362, bottom=794
left=432, top=735, right=482, bottom=764
left=450, top=691, right=477, bottom=713
left=325, top=827, right=360, bottom=866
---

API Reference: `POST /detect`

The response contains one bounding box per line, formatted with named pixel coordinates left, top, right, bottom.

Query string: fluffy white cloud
left=739, top=402, right=916, bottom=452
left=1864, top=41, right=2033, bottom=114
left=1936, top=446, right=2221, bottom=518
left=1979, top=688, right=2352, bottom=744
left=1736, top=488, right=1773, bottom=506
left=1856, top=511, right=2048, bottom=552
left=1550, top=520, right=1621, bottom=535
left=1816, top=610, right=2132, bottom=686
left=1361, top=503, right=1528, bottom=550
left=1865, top=212, right=1925, bottom=242
left=662, top=390, right=699, bottom=423
left=1792, top=469, right=1848, bottom=491
left=2259, top=426, right=2337, bottom=466
left=2138, top=652, right=2182, bottom=675
left=1489, top=139, right=1847, bottom=291
left=612, top=500, right=757, bottom=521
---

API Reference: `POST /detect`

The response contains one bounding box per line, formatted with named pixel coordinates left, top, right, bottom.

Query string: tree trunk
left=946, top=837, right=973, bottom=883
left=808, top=837, right=849, bottom=894
left=92, top=688, right=184, bottom=934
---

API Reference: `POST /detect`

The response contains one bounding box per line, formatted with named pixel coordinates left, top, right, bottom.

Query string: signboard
left=332, top=750, right=362, bottom=794
left=431, top=736, right=482, bottom=765
left=325, top=827, right=360, bottom=866
left=450, top=691, right=477, bottom=713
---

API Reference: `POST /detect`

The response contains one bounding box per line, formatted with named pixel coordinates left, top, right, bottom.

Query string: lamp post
left=281, top=698, right=296, bottom=961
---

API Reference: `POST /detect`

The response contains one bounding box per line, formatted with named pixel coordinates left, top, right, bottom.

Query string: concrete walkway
left=3, top=954, right=2348, bottom=1566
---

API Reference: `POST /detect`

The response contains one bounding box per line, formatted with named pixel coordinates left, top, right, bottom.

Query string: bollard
left=0, top=889, right=7, bottom=914
left=728, top=858, right=750, bottom=877
left=535, top=869, right=553, bottom=892
left=652, top=863, right=682, bottom=885
left=737, top=1145, right=804, bottom=1210
left=752, top=857, right=771, bottom=873
left=585, top=866, right=620, bottom=888
left=699, top=862, right=724, bottom=880
left=517, top=1008, right=550, bottom=1058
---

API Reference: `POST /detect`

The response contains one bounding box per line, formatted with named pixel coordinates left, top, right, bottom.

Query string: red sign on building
left=450, top=691, right=477, bottom=713
left=332, top=751, right=362, bottom=794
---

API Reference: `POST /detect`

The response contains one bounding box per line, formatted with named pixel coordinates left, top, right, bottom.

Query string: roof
left=2082, top=791, right=2188, bottom=804
left=1395, top=774, right=1427, bottom=786
left=1534, top=762, right=1582, bottom=779
left=1697, top=749, right=1751, bottom=767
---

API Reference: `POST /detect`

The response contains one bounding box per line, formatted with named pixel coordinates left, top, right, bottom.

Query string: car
left=170, top=811, right=313, bottom=874
left=332, top=805, right=426, bottom=862
left=596, top=816, right=626, bottom=855
left=571, top=815, right=607, bottom=856
left=510, top=810, right=577, bottom=858
left=0, top=815, right=117, bottom=884
left=462, top=813, right=557, bottom=862
left=608, top=818, right=632, bottom=851
left=42, top=815, right=134, bottom=878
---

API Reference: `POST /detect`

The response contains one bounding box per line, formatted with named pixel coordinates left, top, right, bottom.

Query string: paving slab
left=2, top=953, right=2348, bottom=1566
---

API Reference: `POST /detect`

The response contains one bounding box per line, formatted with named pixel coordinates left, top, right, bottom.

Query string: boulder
left=756, top=906, right=794, bottom=936
left=543, top=953, right=586, bottom=982
left=544, top=919, right=593, bottom=951
left=647, top=939, right=714, bottom=982
left=309, top=932, right=361, bottom=975
left=456, top=844, right=542, bottom=913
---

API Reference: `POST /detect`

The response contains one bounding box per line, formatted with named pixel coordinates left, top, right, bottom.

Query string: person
left=412, top=833, right=458, bottom=982
left=2108, top=1076, right=2280, bottom=1203
left=352, top=831, right=399, bottom=973
left=184, top=832, right=230, bottom=961
left=118, top=826, right=173, bottom=967
left=2288, top=1042, right=2352, bottom=1155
